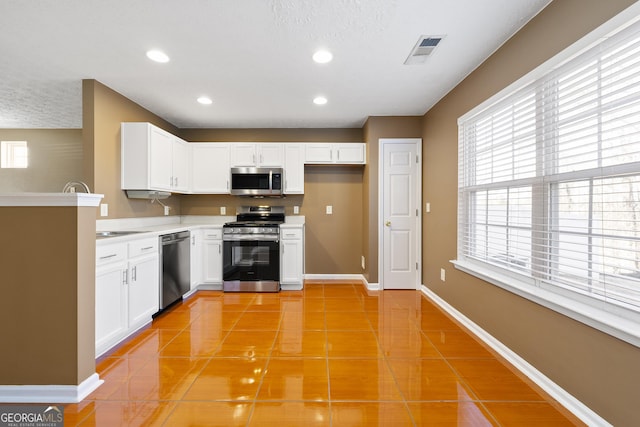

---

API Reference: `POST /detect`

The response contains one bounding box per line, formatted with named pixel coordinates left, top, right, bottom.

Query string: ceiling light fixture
left=197, top=96, right=213, bottom=105
left=312, top=50, right=333, bottom=64
left=313, top=96, right=328, bottom=105
left=146, top=50, right=170, bottom=63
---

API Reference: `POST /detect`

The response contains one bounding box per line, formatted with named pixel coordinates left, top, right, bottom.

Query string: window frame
left=455, top=8, right=640, bottom=348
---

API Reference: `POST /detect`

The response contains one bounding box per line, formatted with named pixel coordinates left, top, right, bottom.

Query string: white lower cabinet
left=190, top=229, right=203, bottom=290
left=95, top=237, right=159, bottom=357
left=280, top=225, right=304, bottom=290
left=202, top=228, right=223, bottom=285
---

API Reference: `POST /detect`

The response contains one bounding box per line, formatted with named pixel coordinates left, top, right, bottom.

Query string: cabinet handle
left=192, top=235, right=195, bottom=245
left=123, top=270, right=128, bottom=285
left=141, top=246, right=154, bottom=251
left=218, top=245, right=221, bottom=254
left=285, top=233, right=296, bottom=237
left=175, top=177, right=179, bottom=186
left=132, top=266, right=137, bottom=282
left=253, top=154, right=256, bottom=164
left=99, top=253, right=117, bottom=260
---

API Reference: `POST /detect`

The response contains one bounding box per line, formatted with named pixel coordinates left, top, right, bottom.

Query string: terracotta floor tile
left=407, top=401, right=498, bottom=426
left=328, top=358, right=403, bottom=401
left=158, top=330, right=223, bottom=357
left=331, top=402, right=415, bottom=426
left=424, top=329, right=495, bottom=358
left=271, top=330, right=327, bottom=357
left=77, top=400, right=176, bottom=427
left=248, top=402, right=331, bottom=426
left=163, top=401, right=252, bottom=427
left=108, top=357, right=207, bottom=400
left=388, top=358, right=475, bottom=401
left=483, top=402, right=586, bottom=426
left=78, top=284, right=580, bottom=427
left=183, top=357, right=268, bottom=401
left=449, top=359, right=547, bottom=401
left=234, top=310, right=282, bottom=330
left=257, top=357, right=329, bottom=401
left=327, top=330, right=382, bottom=357
left=325, top=310, right=372, bottom=330
left=378, top=329, right=442, bottom=358
left=215, top=329, right=277, bottom=357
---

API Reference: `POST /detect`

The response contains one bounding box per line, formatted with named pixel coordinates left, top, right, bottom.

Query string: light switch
left=326, top=205, right=333, bottom=215
left=293, top=206, right=299, bottom=214
left=426, top=202, right=431, bottom=213
left=100, top=203, right=108, bottom=217
left=220, top=206, right=226, bottom=215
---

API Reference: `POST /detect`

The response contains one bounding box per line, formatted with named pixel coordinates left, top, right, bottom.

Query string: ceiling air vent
left=404, top=35, right=444, bottom=65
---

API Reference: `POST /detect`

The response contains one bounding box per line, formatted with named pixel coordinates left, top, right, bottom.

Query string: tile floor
left=64, top=281, right=584, bottom=426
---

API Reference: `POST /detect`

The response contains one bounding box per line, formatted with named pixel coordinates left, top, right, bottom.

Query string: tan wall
left=422, top=1, right=639, bottom=425
left=0, top=129, right=83, bottom=192
left=362, top=116, right=423, bottom=283
left=0, top=206, right=95, bottom=385
left=83, top=80, right=182, bottom=219
left=181, top=127, right=365, bottom=274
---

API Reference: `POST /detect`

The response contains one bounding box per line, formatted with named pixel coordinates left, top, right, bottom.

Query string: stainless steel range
left=222, top=206, right=285, bottom=292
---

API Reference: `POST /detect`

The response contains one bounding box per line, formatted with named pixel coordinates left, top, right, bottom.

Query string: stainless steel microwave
left=230, top=167, right=283, bottom=196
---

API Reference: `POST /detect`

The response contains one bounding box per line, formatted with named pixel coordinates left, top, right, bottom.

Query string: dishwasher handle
left=160, top=231, right=191, bottom=245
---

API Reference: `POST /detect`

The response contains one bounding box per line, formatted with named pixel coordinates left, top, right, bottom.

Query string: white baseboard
left=0, top=373, right=103, bottom=403
left=420, top=285, right=611, bottom=427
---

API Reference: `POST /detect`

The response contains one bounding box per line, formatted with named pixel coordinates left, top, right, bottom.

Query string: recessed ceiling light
left=313, top=96, right=328, bottom=105
left=312, top=50, right=333, bottom=64
left=197, top=96, right=213, bottom=105
left=146, top=50, right=170, bottom=63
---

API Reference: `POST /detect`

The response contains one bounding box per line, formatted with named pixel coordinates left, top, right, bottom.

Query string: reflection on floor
left=65, top=281, right=584, bottom=426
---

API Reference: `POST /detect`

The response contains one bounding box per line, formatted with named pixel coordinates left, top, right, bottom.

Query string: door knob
left=385, top=221, right=391, bottom=227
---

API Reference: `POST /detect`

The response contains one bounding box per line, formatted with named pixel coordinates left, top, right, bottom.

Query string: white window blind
left=458, top=19, right=640, bottom=334
left=1, top=140, right=28, bottom=168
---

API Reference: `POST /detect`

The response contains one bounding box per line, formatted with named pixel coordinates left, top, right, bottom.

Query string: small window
left=1, top=141, right=28, bottom=168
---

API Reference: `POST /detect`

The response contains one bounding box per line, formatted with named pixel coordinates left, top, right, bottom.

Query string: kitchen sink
left=96, top=230, right=146, bottom=239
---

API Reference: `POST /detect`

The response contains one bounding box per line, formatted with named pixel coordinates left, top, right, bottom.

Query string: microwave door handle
left=269, top=170, right=273, bottom=191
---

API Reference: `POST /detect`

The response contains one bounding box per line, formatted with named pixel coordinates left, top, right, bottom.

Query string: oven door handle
left=223, top=235, right=280, bottom=242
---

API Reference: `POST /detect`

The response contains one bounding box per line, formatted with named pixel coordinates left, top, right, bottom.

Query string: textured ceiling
left=0, top=0, right=550, bottom=129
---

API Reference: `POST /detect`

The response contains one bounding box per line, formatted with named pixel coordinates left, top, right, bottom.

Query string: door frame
left=378, top=138, right=422, bottom=290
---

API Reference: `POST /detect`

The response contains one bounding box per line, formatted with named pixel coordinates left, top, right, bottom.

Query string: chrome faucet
left=62, top=181, right=91, bottom=193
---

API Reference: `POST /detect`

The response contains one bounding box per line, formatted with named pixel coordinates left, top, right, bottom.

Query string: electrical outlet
left=361, top=256, right=366, bottom=270
left=293, top=205, right=299, bottom=214
left=426, top=202, right=431, bottom=213
left=440, top=268, right=446, bottom=281
left=220, top=206, right=226, bottom=215
left=100, top=203, right=108, bottom=217
left=164, top=205, right=170, bottom=216
left=326, top=205, right=333, bottom=215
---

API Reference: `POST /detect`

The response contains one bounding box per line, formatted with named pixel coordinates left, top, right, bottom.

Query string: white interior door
left=380, top=139, right=421, bottom=289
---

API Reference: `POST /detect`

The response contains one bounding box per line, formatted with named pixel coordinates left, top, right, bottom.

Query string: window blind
left=458, top=20, right=640, bottom=315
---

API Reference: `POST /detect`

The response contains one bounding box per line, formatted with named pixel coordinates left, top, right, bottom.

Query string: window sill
left=451, top=259, right=640, bottom=348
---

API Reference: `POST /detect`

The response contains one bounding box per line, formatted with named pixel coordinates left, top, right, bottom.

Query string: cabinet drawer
left=96, top=243, right=127, bottom=266
left=280, top=228, right=303, bottom=240
left=203, top=228, right=223, bottom=240
left=128, top=237, right=159, bottom=258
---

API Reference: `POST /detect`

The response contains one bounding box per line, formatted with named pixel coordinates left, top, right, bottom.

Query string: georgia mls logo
left=0, top=405, right=64, bottom=427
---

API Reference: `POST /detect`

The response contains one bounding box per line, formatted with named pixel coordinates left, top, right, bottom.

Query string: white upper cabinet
left=190, top=143, right=230, bottom=193
left=283, top=144, right=304, bottom=194
left=230, top=143, right=283, bottom=167
left=121, top=122, right=189, bottom=193
left=304, top=143, right=366, bottom=164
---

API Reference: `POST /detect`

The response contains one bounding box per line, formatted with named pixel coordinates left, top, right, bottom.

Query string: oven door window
left=223, top=240, right=279, bottom=282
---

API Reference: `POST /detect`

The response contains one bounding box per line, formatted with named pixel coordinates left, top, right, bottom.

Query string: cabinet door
left=190, top=230, right=202, bottom=289
left=284, top=144, right=304, bottom=194
left=128, top=254, right=159, bottom=330
left=280, top=239, right=303, bottom=285
left=335, top=143, right=365, bottom=164
left=149, top=126, right=174, bottom=190
left=304, top=143, right=333, bottom=163
left=172, top=138, right=190, bottom=192
left=203, top=239, right=223, bottom=283
left=258, top=143, right=284, bottom=167
left=230, top=144, right=257, bottom=166
left=96, top=262, right=128, bottom=356
left=191, top=144, right=230, bottom=193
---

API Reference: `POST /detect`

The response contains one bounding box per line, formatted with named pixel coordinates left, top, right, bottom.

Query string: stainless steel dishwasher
left=159, top=230, right=191, bottom=311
